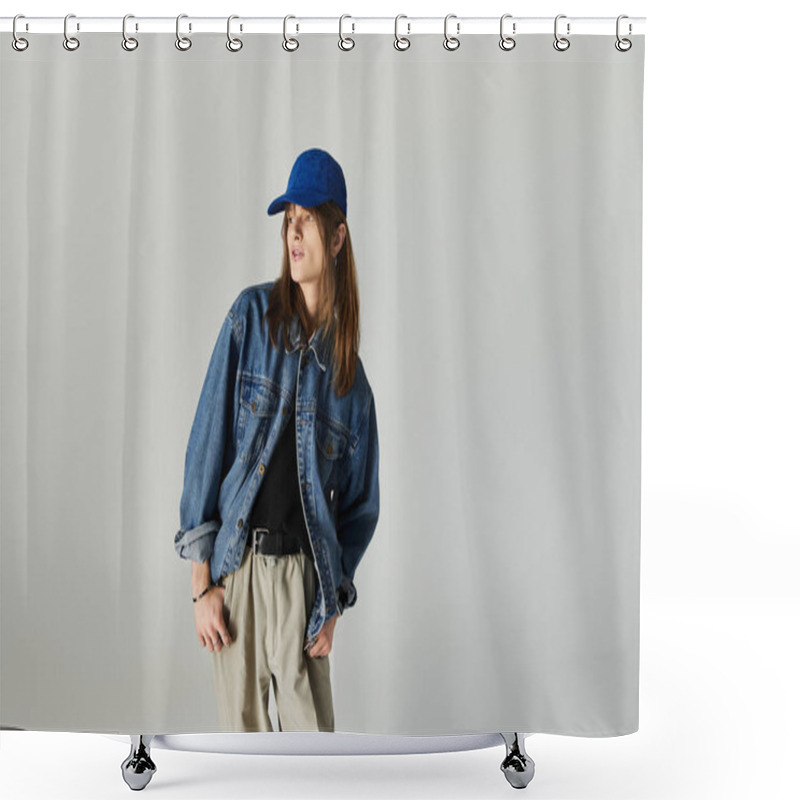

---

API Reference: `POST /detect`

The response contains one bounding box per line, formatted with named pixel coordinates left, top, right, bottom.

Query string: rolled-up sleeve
left=174, top=303, right=241, bottom=564
left=335, top=392, right=380, bottom=615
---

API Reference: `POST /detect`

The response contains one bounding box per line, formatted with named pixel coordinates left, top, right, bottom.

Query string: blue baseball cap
left=267, top=148, right=347, bottom=218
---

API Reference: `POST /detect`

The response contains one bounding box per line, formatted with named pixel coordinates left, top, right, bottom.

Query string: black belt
left=246, top=526, right=302, bottom=556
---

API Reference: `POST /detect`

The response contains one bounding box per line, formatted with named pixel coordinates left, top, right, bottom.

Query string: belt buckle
left=251, top=526, right=272, bottom=553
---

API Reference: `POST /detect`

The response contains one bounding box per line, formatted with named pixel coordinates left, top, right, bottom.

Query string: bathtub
left=108, top=731, right=535, bottom=790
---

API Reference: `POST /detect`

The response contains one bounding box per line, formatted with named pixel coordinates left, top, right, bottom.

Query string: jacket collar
left=286, top=313, right=333, bottom=372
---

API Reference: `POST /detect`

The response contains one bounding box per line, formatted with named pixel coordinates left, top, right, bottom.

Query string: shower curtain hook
left=615, top=15, right=633, bottom=52
left=226, top=15, right=243, bottom=52
left=122, top=15, right=139, bottom=51
left=175, top=14, right=192, bottom=51
left=11, top=14, right=29, bottom=52
left=339, top=15, right=355, bottom=51
left=499, top=14, right=516, bottom=50
left=283, top=15, right=299, bottom=51
left=394, top=14, right=411, bottom=50
left=553, top=14, right=571, bottom=51
left=63, top=13, right=80, bottom=51
left=443, top=14, right=460, bottom=51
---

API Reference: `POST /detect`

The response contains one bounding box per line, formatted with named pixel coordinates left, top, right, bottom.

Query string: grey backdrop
left=1, top=32, right=644, bottom=735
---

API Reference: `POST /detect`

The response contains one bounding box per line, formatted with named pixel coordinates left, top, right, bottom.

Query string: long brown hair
left=264, top=199, right=360, bottom=397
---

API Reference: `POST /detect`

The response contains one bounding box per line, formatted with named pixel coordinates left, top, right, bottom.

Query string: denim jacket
left=174, top=281, right=380, bottom=646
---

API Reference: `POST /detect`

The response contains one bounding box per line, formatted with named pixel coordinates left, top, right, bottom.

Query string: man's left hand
left=305, top=613, right=339, bottom=658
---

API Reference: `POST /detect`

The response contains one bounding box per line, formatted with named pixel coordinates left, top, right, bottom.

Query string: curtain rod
left=1, top=16, right=646, bottom=36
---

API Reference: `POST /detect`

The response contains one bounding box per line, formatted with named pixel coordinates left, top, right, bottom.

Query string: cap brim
left=267, top=190, right=332, bottom=216
left=267, top=195, right=290, bottom=216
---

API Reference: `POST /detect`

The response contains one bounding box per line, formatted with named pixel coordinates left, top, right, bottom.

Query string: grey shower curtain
left=1, top=31, right=644, bottom=736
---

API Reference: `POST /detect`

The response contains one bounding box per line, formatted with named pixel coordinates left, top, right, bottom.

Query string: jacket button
left=251, top=401, right=257, bottom=412
left=258, top=464, right=265, bottom=474
left=237, top=518, right=243, bottom=528
left=326, top=442, right=333, bottom=456
left=282, top=407, right=288, bottom=416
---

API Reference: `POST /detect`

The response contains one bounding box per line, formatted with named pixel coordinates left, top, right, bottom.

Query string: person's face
left=285, top=203, right=325, bottom=287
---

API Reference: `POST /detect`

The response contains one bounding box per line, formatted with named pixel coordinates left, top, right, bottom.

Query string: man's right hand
left=193, top=585, right=232, bottom=652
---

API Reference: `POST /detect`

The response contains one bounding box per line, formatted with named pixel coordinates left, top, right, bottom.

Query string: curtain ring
left=11, top=14, right=29, bottom=52
left=122, top=14, right=138, bottom=51
left=394, top=14, right=410, bottom=51
left=283, top=15, right=299, bottom=51
left=339, top=15, right=355, bottom=51
left=175, top=14, right=192, bottom=51
left=443, top=14, right=460, bottom=51
left=226, top=15, right=243, bottom=52
left=615, top=15, right=632, bottom=52
left=499, top=14, right=516, bottom=51
left=63, top=13, right=80, bottom=51
left=553, top=14, right=570, bottom=51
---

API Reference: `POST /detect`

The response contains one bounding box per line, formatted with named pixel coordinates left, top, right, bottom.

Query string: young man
left=174, top=149, right=380, bottom=732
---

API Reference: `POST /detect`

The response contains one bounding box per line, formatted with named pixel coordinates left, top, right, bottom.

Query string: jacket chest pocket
left=237, top=375, right=281, bottom=464
left=315, top=418, right=348, bottom=496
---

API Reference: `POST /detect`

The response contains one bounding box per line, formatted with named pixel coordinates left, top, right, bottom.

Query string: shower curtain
left=0, top=27, right=644, bottom=737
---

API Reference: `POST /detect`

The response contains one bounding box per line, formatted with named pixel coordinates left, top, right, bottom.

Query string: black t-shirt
left=249, top=418, right=314, bottom=561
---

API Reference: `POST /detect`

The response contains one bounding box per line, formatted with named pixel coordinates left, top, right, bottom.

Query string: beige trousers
left=211, top=544, right=334, bottom=732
